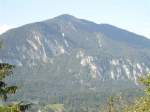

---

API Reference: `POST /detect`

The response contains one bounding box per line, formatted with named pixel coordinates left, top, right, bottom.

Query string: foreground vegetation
left=123, top=74, right=150, bottom=112
left=0, top=63, right=32, bottom=112
left=100, top=74, right=150, bottom=112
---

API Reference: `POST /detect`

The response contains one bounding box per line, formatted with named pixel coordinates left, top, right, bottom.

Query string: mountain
left=0, top=14, right=150, bottom=104
left=0, top=14, right=150, bottom=81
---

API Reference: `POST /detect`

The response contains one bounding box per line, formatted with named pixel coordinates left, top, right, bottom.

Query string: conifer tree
left=0, top=63, right=17, bottom=101
left=0, top=43, right=31, bottom=112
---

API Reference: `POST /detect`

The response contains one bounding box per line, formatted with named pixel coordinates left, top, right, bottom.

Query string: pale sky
left=0, top=0, right=149, bottom=38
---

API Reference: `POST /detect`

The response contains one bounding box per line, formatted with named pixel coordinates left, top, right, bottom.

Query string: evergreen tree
left=0, top=43, right=31, bottom=112
left=0, top=63, right=17, bottom=101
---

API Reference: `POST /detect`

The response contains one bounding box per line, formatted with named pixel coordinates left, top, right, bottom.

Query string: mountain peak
left=53, top=14, right=76, bottom=20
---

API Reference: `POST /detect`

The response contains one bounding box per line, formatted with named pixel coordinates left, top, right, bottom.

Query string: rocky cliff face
left=0, top=14, right=150, bottom=83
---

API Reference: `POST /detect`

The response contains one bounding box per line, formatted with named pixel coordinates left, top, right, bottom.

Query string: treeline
left=0, top=61, right=150, bottom=112
left=101, top=74, right=150, bottom=112
left=0, top=63, right=150, bottom=112
left=40, top=74, right=150, bottom=112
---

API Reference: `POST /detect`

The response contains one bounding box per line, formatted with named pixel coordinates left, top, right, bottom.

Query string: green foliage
left=99, top=74, right=150, bottom=112
left=0, top=106, right=19, bottom=112
left=139, top=73, right=150, bottom=96
left=123, top=96, right=150, bottom=112
left=108, top=96, right=116, bottom=112
left=0, top=64, right=14, bottom=80
left=0, top=63, right=31, bottom=112
left=122, top=73, right=150, bottom=112
left=0, top=103, right=21, bottom=112
left=0, top=63, right=22, bottom=112
left=0, top=63, right=16, bottom=101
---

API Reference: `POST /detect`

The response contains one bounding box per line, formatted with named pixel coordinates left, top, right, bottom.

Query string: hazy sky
left=0, top=0, right=149, bottom=38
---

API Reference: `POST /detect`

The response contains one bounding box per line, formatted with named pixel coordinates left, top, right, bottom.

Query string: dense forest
left=0, top=61, right=150, bottom=112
